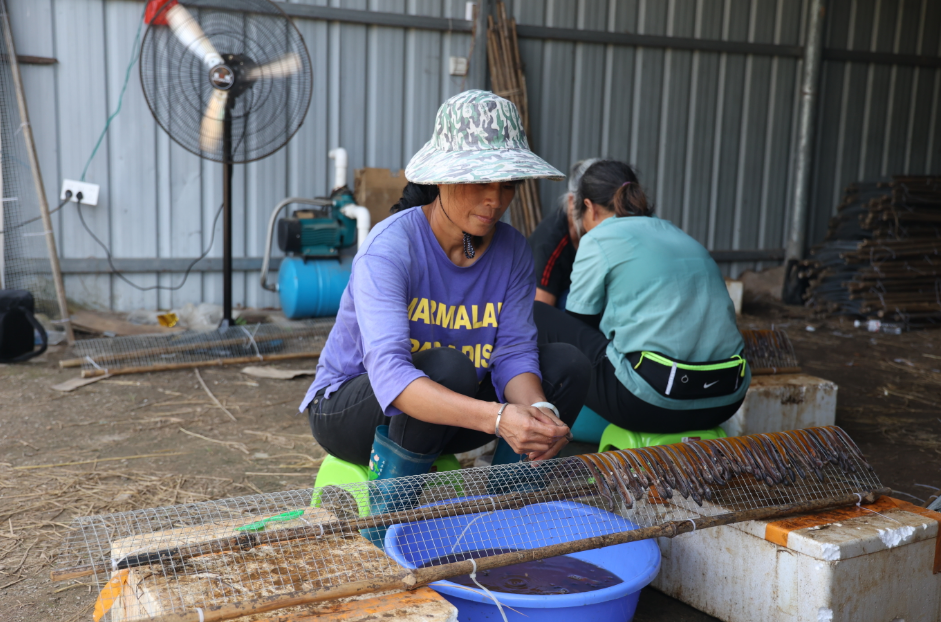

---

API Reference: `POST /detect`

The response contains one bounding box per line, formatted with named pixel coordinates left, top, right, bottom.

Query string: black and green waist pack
left=626, top=350, right=747, bottom=400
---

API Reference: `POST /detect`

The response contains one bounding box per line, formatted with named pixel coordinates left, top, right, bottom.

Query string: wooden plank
left=251, top=588, right=456, bottom=622
left=98, top=507, right=405, bottom=622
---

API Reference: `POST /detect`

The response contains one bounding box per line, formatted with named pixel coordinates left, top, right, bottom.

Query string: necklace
left=436, top=196, right=475, bottom=259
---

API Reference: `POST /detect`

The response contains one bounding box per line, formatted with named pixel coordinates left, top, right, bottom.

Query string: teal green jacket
left=566, top=216, right=750, bottom=410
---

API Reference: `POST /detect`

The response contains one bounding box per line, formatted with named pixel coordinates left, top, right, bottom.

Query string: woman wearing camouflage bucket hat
left=300, top=91, right=589, bottom=541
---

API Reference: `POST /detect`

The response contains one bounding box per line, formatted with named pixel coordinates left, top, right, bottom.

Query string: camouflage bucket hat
left=405, top=90, right=564, bottom=184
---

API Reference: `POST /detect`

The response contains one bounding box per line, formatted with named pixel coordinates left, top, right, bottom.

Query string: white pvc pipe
left=341, top=205, right=371, bottom=250
left=328, top=147, right=348, bottom=191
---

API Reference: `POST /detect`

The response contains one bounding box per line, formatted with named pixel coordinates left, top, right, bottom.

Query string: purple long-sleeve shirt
left=300, top=206, right=540, bottom=416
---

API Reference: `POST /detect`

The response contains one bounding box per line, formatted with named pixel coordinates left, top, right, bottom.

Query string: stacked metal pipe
left=803, top=177, right=941, bottom=326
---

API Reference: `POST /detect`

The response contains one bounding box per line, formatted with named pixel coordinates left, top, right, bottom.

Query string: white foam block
left=653, top=504, right=941, bottom=621
left=722, top=374, right=837, bottom=437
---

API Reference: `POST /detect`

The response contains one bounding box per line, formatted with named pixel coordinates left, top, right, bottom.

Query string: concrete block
left=722, top=374, right=837, bottom=437
left=653, top=499, right=941, bottom=622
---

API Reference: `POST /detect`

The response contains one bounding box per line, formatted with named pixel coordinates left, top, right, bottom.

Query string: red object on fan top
left=145, top=0, right=179, bottom=25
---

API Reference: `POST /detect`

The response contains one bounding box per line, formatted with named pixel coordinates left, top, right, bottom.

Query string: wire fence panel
left=71, top=319, right=333, bottom=375
left=0, top=1, right=60, bottom=319
left=53, top=427, right=884, bottom=622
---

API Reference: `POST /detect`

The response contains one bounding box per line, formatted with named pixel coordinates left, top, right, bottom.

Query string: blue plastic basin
left=385, top=500, right=660, bottom=621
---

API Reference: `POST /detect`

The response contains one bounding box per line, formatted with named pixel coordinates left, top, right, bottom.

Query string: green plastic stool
left=311, top=453, right=463, bottom=516
left=598, top=423, right=727, bottom=452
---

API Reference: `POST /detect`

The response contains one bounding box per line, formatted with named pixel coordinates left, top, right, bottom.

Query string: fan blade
left=200, top=89, right=228, bottom=153
left=248, top=53, right=302, bottom=80
left=166, top=4, right=223, bottom=70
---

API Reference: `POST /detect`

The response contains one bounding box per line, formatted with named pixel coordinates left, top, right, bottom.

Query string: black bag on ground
left=0, top=289, right=47, bottom=362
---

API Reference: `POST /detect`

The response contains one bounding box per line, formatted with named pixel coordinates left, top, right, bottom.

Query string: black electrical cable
left=75, top=192, right=225, bottom=291
left=0, top=194, right=73, bottom=236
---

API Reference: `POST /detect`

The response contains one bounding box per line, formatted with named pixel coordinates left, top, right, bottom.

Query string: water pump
left=276, top=187, right=358, bottom=259
left=260, top=149, right=371, bottom=318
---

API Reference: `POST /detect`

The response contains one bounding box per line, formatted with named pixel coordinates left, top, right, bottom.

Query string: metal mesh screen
left=0, top=1, right=60, bottom=318
left=54, top=427, right=883, bottom=622
left=71, top=319, right=333, bottom=376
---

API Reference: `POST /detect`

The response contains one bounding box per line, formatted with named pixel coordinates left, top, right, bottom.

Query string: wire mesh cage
left=54, top=427, right=885, bottom=622
left=72, top=319, right=333, bottom=376
left=0, top=1, right=61, bottom=320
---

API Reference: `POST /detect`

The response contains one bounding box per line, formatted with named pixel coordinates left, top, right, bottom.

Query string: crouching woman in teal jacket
left=535, top=160, right=749, bottom=433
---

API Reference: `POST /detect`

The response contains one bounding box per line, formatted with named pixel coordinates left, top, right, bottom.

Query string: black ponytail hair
left=573, top=160, right=653, bottom=222
left=391, top=182, right=439, bottom=214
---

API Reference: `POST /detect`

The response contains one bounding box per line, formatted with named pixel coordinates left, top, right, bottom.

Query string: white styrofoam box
left=653, top=501, right=941, bottom=622
left=725, top=279, right=743, bottom=315
left=721, top=374, right=837, bottom=437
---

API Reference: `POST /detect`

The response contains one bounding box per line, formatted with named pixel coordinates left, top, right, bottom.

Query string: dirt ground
left=1, top=294, right=940, bottom=622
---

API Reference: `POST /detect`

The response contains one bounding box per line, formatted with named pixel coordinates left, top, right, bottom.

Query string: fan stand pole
left=221, top=101, right=234, bottom=326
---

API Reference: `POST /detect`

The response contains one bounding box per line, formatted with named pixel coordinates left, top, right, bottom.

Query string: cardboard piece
left=51, top=375, right=110, bottom=392
left=241, top=366, right=317, bottom=380
left=353, top=168, right=408, bottom=227
left=71, top=310, right=182, bottom=336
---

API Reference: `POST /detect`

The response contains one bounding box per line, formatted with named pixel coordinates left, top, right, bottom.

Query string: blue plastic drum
left=386, top=500, right=661, bottom=622
left=278, top=257, right=351, bottom=319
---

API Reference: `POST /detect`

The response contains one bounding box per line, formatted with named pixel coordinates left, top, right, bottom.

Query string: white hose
left=340, top=204, right=371, bottom=250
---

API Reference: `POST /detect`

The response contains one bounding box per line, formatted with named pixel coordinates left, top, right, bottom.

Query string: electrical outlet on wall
left=449, top=57, right=468, bottom=76
left=60, top=179, right=100, bottom=206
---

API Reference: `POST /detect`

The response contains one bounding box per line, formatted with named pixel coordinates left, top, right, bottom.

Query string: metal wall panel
left=510, top=0, right=807, bottom=275
left=810, top=0, right=941, bottom=245
left=8, top=0, right=941, bottom=310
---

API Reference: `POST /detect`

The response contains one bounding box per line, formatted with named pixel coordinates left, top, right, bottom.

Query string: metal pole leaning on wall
left=0, top=0, right=74, bottom=343
left=782, top=0, right=826, bottom=305
left=468, top=0, right=492, bottom=91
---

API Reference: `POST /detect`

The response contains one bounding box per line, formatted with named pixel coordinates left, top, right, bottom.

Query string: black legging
left=534, top=302, right=744, bottom=433
left=308, top=344, right=590, bottom=464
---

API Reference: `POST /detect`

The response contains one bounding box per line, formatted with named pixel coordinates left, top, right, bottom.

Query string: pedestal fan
left=141, top=0, right=312, bottom=325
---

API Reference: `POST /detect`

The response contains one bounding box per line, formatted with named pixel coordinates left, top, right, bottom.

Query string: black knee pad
left=412, top=347, right=479, bottom=396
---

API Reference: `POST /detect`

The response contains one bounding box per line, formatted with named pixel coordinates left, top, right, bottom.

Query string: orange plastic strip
left=93, top=568, right=129, bottom=622
left=764, top=497, right=900, bottom=547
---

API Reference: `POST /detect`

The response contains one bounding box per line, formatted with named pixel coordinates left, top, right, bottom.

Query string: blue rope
left=80, top=4, right=147, bottom=182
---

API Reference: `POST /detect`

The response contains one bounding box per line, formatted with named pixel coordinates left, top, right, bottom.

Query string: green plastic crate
left=598, top=424, right=727, bottom=452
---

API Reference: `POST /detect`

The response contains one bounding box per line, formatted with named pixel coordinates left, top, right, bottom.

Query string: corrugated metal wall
left=7, top=0, right=941, bottom=311
left=8, top=0, right=474, bottom=311
left=811, top=0, right=941, bottom=244
left=510, top=0, right=806, bottom=278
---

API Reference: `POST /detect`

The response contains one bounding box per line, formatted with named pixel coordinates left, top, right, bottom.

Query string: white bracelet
left=494, top=403, right=508, bottom=438
left=531, top=401, right=560, bottom=418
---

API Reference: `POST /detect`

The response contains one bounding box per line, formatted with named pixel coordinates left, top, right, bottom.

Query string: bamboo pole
left=0, top=1, right=74, bottom=344
left=78, top=350, right=321, bottom=378
left=51, top=483, right=597, bottom=581
left=145, top=488, right=890, bottom=622
left=486, top=2, right=543, bottom=237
